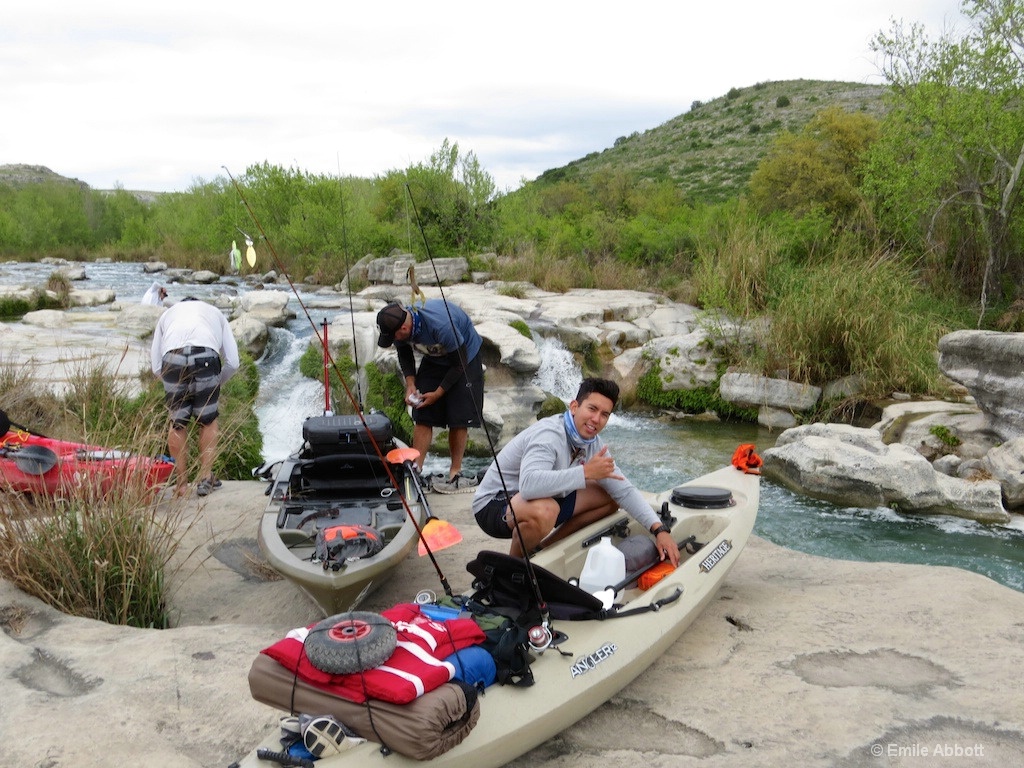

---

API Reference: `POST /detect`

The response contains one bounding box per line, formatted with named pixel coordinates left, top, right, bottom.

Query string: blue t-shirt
left=395, top=299, right=482, bottom=386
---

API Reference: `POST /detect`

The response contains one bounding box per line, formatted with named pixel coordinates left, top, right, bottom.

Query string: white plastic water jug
left=578, top=536, right=626, bottom=595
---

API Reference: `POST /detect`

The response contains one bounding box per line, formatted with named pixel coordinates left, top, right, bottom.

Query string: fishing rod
left=224, top=167, right=455, bottom=599
left=336, top=158, right=363, bottom=409
left=404, top=184, right=556, bottom=631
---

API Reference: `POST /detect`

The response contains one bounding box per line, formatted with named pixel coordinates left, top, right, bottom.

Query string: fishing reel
left=414, top=590, right=437, bottom=605
left=527, top=623, right=570, bottom=655
left=527, top=624, right=552, bottom=651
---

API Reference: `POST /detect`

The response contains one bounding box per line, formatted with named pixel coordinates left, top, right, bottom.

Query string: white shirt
left=140, top=282, right=165, bottom=306
left=150, top=300, right=240, bottom=383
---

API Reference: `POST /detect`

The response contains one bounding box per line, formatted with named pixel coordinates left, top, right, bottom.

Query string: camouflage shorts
left=160, top=346, right=222, bottom=426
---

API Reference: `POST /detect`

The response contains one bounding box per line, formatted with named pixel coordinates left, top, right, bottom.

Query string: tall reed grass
left=0, top=356, right=259, bottom=627
left=691, top=208, right=783, bottom=318
left=0, top=470, right=193, bottom=628
left=764, top=251, right=953, bottom=396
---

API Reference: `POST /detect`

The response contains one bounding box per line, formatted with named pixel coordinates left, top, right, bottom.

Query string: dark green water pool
left=603, top=416, right=1024, bottom=594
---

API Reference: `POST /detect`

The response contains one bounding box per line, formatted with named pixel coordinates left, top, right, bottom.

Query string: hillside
left=536, top=79, right=889, bottom=202
left=0, top=164, right=165, bottom=203
left=0, top=163, right=90, bottom=190
left=3, top=80, right=890, bottom=205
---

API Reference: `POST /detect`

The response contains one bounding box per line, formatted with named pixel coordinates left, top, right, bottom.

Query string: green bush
left=215, top=353, right=264, bottom=479
left=364, top=361, right=414, bottom=446
left=299, top=340, right=359, bottom=414
left=0, top=287, right=65, bottom=319
left=0, top=295, right=33, bottom=319
left=635, top=362, right=757, bottom=422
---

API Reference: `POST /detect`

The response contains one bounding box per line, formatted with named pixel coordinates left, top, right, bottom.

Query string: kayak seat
left=298, top=453, right=394, bottom=498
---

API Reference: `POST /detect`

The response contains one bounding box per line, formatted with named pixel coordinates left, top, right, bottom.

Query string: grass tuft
left=0, top=479, right=194, bottom=628
left=0, top=354, right=260, bottom=627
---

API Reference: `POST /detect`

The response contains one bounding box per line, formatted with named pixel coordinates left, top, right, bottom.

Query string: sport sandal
left=301, top=714, right=363, bottom=757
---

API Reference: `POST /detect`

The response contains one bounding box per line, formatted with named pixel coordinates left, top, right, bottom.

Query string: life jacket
left=731, top=443, right=762, bottom=474
left=314, top=523, right=383, bottom=565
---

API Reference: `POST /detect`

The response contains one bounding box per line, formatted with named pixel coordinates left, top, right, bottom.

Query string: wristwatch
left=651, top=524, right=671, bottom=537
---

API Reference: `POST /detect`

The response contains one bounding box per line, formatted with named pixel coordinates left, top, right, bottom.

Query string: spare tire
left=304, top=611, right=397, bottom=674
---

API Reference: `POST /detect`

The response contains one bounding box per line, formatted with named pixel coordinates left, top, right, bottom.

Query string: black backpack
left=480, top=618, right=535, bottom=687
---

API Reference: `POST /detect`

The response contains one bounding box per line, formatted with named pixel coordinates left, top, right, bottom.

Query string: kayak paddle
left=0, top=410, right=58, bottom=474
left=1, top=444, right=59, bottom=475
left=386, top=447, right=462, bottom=555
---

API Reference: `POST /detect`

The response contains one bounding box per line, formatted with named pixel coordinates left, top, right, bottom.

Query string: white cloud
left=1, top=0, right=961, bottom=193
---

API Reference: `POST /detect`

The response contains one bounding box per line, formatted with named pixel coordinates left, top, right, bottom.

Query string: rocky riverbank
left=4, top=260, right=1024, bottom=765
left=4, top=258, right=1024, bottom=525
left=1, top=482, right=1022, bottom=767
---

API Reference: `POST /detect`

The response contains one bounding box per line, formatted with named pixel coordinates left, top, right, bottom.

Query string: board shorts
left=160, top=346, right=222, bottom=427
left=413, top=353, right=483, bottom=429
left=475, top=490, right=578, bottom=540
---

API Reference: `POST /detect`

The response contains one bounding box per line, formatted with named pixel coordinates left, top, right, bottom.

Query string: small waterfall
left=255, top=327, right=323, bottom=462
left=529, top=334, right=641, bottom=429
left=531, top=336, right=582, bottom=402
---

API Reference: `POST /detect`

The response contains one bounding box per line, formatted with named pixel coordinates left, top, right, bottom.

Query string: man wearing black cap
left=376, top=299, right=484, bottom=494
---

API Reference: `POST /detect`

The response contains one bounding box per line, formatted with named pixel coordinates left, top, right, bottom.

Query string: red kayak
left=0, top=429, right=175, bottom=496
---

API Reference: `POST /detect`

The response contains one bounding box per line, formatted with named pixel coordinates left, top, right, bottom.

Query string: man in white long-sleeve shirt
left=151, top=298, right=240, bottom=497
left=472, top=378, right=680, bottom=566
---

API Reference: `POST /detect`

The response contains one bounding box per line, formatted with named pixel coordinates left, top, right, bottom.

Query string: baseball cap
left=376, top=303, right=407, bottom=347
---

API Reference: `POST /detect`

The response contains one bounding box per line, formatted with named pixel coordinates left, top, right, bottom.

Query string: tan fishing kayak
left=241, top=462, right=760, bottom=767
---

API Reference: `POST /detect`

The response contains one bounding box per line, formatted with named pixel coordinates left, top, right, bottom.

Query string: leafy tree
left=376, top=139, right=497, bottom=257
left=150, top=177, right=236, bottom=255
left=866, top=0, right=1024, bottom=314
left=0, top=186, right=26, bottom=250
left=8, top=183, right=94, bottom=251
left=96, top=188, right=160, bottom=250
left=748, top=106, right=879, bottom=224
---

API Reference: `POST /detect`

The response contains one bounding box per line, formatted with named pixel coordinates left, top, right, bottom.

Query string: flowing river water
left=3, top=260, right=1023, bottom=593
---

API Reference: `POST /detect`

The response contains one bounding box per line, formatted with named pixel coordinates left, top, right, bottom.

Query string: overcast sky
left=2, top=1, right=961, bottom=195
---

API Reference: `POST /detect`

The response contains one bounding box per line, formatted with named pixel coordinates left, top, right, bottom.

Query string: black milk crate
left=302, top=413, right=394, bottom=457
